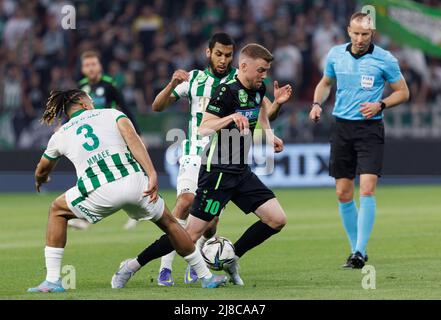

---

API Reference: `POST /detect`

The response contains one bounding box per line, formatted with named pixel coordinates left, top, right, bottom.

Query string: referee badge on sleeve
left=361, top=75, right=375, bottom=89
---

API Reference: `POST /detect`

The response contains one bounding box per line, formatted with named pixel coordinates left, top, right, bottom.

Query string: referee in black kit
left=309, top=12, right=409, bottom=269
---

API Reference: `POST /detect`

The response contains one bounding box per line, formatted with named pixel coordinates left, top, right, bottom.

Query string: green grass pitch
left=1, top=185, right=441, bottom=300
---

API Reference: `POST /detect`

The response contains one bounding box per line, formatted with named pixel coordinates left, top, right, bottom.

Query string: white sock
left=159, top=218, right=187, bottom=271
left=183, top=249, right=212, bottom=280
left=127, top=258, right=141, bottom=272
left=196, top=235, right=211, bottom=252
left=45, top=246, right=64, bottom=283
left=159, top=250, right=177, bottom=271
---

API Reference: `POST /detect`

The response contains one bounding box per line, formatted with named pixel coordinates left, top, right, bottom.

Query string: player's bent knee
left=175, top=193, right=194, bottom=214
left=262, top=212, right=286, bottom=230
left=189, top=229, right=203, bottom=243
left=49, top=199, right=64, bottom=217
left=272, top=214, right=287, bottom=230
left=49, top=201, right=58, bottom=216
left=49, top=199, right=76, bottom=220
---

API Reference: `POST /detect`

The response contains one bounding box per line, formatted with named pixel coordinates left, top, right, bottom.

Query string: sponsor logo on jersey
left=207, top=105, right=220, bottom=113
left=197, top=73, right=208, bottom=84
left=255, top=92, right=261, bottom=104
left=238, top=89, right=248, bottom=105
left=235, top=108, right=259, bottom=120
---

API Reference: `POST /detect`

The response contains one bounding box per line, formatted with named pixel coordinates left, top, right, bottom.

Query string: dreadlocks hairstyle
left=41, top=89, right=87, bottom=125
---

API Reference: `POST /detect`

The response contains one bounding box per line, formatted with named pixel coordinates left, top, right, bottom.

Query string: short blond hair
left=80, top=50, right=101, bottom=62
left=240, top=43, right=273, bottom=63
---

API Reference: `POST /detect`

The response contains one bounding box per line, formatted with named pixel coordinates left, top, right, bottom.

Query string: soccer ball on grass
left=201, top=236, right=236, bottom=271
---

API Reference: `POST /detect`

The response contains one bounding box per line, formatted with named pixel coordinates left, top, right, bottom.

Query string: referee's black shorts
left=329, top=117, right=385, bottom=179
left=190, top=167, right=275, bottom=222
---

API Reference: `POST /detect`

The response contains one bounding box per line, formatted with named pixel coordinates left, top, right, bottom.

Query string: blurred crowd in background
left=0, top=0, right=441, bottom=149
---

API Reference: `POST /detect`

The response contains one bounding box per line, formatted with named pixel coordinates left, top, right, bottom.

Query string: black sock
left=136, top=234, right=174, bottom=267
left=234, top=221, right=280, bottom=258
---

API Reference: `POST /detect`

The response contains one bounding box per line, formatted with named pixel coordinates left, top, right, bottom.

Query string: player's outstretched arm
left=264, top=81, right=293, bottom=121
left=152, top=69, right=189, bottom=112
left=117, top=117, right=158, bottom=202
left=309, top=75, right=334, bottom=123
left=199, top=112, right=249, bottom=136
left=35, top=157, right=57, bottom=192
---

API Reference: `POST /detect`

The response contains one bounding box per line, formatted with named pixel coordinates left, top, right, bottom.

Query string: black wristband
left=312, top=102, right=321, bottom=108
left=379, top=101, right=386, bottom=111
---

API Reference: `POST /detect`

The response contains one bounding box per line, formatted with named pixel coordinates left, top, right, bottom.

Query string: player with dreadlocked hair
left=41, top=89, right=99, bottom=230
left=41, top=90, right=87, bottom=125
left=28, top=89, right=226, bottom=292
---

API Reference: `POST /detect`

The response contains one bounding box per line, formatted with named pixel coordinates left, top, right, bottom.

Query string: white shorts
left=66, top=172, right=164, bottom=224
left=176, top=155, right=201, bottom=196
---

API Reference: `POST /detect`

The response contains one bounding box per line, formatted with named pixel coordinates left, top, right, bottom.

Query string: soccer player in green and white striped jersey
left=28, top=89, right=227, bottom=292
left=70, top=50, right=141, bottom=230
left=151, top=33, right=290, bottom=286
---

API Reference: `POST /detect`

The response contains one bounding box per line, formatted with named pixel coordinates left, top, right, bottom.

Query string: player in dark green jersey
left=78, top=51, right=139, bottom=131
left=112, top=43, right=292, bottom=287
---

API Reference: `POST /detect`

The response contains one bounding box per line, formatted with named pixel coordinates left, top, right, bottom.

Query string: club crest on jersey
left=361, top=75, right=374, bottom=89
left=238, top=89, right=248, bottom=105
left=255, top=92, right=261, bottom=105
left=197, top=73, right=208, bottom=83
left=82, top=85, right=91, bottom=94
left=96, top=87, right=105, bottom=96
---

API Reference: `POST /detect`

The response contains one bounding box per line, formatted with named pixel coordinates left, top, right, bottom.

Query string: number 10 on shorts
left=204, top=199, right=220, bottom=215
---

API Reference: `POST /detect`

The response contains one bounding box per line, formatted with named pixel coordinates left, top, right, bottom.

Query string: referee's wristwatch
left=379, top=100, right=386, bottom=112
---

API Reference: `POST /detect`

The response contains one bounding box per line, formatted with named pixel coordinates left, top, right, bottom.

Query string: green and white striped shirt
left=43, top=109, right=142, bottom=198
left=172, top=67, right=237, bottom=156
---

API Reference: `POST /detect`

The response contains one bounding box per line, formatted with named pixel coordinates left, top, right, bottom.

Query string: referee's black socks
left=234, top=221, right=281, bottom=258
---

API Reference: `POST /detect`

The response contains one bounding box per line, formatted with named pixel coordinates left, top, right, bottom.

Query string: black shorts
left=329, top=117, right=385, bottom=179
left=190, top=167, right=276, bottom=222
